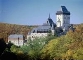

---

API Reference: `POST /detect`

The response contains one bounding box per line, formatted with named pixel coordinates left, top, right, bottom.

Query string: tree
left=0, top=51, right=18, bottom=60
left=10, top=45, right=19, bottom=53
left=7, top=41, right=14, bottom=51
left=0, top=38, right=7, bottom=56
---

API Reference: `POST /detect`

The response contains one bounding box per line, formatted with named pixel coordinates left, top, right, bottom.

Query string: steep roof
left=8, top=34, right=23, bottom=39
left=56, top=6, right=70, bottom=15
left=46, top=14, right=56, bottom=28
left=31, top=25, right=51, bottom=33
left=28, top=14, right=56, bottom=34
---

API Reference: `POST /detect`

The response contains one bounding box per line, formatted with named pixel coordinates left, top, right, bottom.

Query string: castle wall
left=27, top=33, right=48, bottom=40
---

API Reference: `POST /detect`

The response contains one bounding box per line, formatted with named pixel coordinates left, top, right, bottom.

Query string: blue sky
left=0, top=0, right=83, bottom=25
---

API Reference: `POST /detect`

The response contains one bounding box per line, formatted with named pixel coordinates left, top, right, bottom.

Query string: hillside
left=0, top=23, right=37, bottom=42
left=2, top=23, right=83, bottom=60
left=0, top=22, right=83, bottom=43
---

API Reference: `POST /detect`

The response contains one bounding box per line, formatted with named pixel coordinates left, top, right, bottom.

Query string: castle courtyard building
left=8, top=34, right=25, bottom=46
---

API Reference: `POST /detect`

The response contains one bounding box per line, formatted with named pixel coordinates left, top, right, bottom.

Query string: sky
left=0, top=0, right=83, bottom=25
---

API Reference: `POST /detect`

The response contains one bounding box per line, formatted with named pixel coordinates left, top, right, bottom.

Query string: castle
left=27, top=6, right=72, bottom=40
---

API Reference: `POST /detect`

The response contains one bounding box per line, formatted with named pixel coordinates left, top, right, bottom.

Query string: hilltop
left=0, top=22, right=83, bottom=42
left=0, top=23, right=37, bottom=42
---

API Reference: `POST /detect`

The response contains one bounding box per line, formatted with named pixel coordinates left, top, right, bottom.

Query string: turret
left=51, top=24, right=55, bottom=35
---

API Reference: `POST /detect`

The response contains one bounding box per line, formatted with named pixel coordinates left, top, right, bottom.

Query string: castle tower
left=51, top=24, right=55, bottom=35
left=56, top=6, right=70, bottom=31
left=47, top=13, right=51, bottom=25
left=46, top=14, right=55, bottom=35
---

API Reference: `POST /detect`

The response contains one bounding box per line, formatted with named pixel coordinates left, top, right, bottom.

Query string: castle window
left=64, top=21, right=65, bottom=23
left=33, top=30, right=35, bottom=33
left=32, top=36, right=33, bottom=38
left=67, top=17, right=70, bottom=19
left=64, top=17, right=66, bottom=19
left=47, top=21, right=48, bottom=23
left=58, top=17, right=60, bottom=20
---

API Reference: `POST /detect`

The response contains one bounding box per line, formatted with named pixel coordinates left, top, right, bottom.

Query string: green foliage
left=8, top=24, right=83, bottom=60
left=20, top=45, right=31, bottom=53
left=26, top=38, right=47, bottom=60
left=10, top=45, right=20, bottom=53
left=19, top=35, right=56, bottom=60
left=28, top=50, right=37, bottom=60
left=73, top=48, right=83, bottom=59
left=41, top=36, right=69, bottom=60
left=41, top=25, right=83, bottom=60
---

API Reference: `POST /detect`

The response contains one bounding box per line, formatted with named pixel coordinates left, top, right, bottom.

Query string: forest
left=0, top=23, right=37, bottom=42
left=0, top=23, right=83, bottom=60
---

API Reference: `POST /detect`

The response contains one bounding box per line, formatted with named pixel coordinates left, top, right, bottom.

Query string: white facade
left=56, top=15, right=70, bottom=31
left=8, top=34, right=24, bottom=46
left=27, top=33, right=48, bottom=40
left=51, top=30, right=55, bottom=35
left=8, top=39, right=24, bottom=46
left=56, top=14, right=63, bottom=27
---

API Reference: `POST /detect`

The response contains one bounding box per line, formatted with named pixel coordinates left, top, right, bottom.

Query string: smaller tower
left=49, top=13, right=51, bottom=19
left=46, top=14, right=55, bottom=35
left=47, top=13, right=51, bottom=24
left=51, top=24, right=55, bottom=35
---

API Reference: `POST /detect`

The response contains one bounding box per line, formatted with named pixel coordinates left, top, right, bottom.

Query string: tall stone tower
left=56, top=6, right=70, bottom=31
